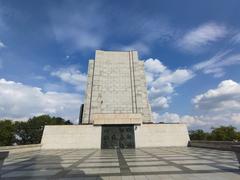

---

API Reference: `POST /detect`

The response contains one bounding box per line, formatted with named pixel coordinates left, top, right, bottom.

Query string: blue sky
left=0, top=0, right=240, bottom=130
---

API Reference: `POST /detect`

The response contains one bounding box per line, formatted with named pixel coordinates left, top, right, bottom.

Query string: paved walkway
left=1, top=147, right=239, bottom=179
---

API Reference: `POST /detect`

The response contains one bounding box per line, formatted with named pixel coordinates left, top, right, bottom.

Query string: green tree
left=15, top=115, right=72, bottom=145
left=236, top=132, right=240, bottom=141
left=211, top=126, right=237, bottom=141
left=0, top=120, right=15, bottom=146
left=189, top=129, right=207, bottom=140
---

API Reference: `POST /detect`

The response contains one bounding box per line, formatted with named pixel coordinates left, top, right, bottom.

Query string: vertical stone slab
left=82, top=60, right=94, bottom=124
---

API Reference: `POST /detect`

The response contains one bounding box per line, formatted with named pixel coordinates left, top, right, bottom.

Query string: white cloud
left=151, top=79, right=240, bottom=129
left=192, top=80, right=240, bottom=112
left=0, top=78, right=82, bottom=122
left=152, top=69, right=194, bottom=86
left=144, top=58, right=166, bottom=74
left=151, top=96, right=170, bottom=109
left=178, top=23, right=227, bottom=52
left=193, top=50, right=240, bottom=77
left=153, top=111, right=240, bottom=130
left=153, top=112, right=205, bottom=127
left=144, top=58, right=194, bottom=110
left=50, top=2, right=105, bottom=51
left=51, top=66, right=87, bottom=91
left=145, top=58, right=194, bottom=97
left=121, top=42, right=150, bottom=55
left=0, top=41, right=5, bottom=48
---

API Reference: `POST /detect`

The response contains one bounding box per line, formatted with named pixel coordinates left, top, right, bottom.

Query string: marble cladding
left=82, top=50, right=152, bottom=124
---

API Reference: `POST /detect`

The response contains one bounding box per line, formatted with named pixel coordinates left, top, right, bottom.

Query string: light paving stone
left=69, top=167, right=120, bottom=175
left=171, top=159, right=215, bottom=164
left=1, top=147, right=239, bottom=179
left=121, top=176, right=135, bottom=180
left=184, top=165, right=220, bottom=171
left=2, top=169, right=60, bottom=178
left=78, top=162, right=119, bottom=167
left=145, top=175, right=160, bottom=180
left=162, top=156, right=198, bottom=160
left=130, top=166, right=181, bottom=173
left=127, top=161, right=167, bottom=166
left=134, top=175, right=148, bottom=180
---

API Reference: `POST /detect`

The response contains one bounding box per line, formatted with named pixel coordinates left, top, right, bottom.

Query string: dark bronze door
left=101, top=125, right=135, bottom=149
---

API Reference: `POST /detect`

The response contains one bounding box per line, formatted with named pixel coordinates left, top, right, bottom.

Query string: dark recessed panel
left=101, top=125, right=135, bottom=149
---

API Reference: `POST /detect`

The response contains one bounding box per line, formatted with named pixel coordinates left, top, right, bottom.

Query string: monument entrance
left=101, top=125, right=135, bottom=149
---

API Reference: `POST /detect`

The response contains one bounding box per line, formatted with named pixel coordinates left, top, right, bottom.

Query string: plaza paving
left=0, top=147, right=239, bottom=179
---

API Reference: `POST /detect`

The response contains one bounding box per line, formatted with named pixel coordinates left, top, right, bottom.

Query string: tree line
left=189, top=126, right=240, bottom=141
left=0, top=115, right=72, bottom=146
left=1, top=116, right=240, bottom=146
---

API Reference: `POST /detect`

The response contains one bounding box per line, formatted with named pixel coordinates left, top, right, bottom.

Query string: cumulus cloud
left=153, top=111, right=240, bottom=130
left=0, top=78, right=82, bottom=123
left=151, top=97, right=170, bottom=109
left=51, top=66, right=87, bottom=91
left=192, top=79, right=240, bottom=112
left=144, top=58, right=194, bottom=110
left=193, top=50, right=240, bottom=77
left=144, top=58, right=166, bottom=74
left=153, top=112, right=205, bottom=127
left=178, top=23, right=227, bottom=53
left=155, top=79, right=240, bottom=129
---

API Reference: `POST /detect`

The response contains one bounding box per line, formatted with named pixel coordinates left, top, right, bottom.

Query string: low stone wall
left=41, top=125, right=102, bottom=149
left=41, top=124, right=189, bottom=149
left=189, top=140, right=240, bottom=151
left=135, top=124, right=190, bottom=147
left=0, top=144, right=41, bottom=154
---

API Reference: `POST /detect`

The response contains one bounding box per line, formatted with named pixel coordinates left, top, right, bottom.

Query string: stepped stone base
left=41, top=124, right=189, bottom=149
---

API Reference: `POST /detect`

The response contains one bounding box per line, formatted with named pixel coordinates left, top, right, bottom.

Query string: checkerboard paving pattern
left=1, top=147, right=239, bottom=179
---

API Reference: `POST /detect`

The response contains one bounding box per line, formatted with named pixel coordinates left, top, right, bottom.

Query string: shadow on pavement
left=1, top=152, right=103, bottom=179
left=0, top=151, right=9, bottom=178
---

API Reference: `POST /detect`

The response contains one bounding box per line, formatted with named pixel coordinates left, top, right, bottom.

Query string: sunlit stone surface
left=82, top=50, right=152, bottom=124
left=41, top=50, right=189, bottom=149
left=1, top=147, right=239, bottom=179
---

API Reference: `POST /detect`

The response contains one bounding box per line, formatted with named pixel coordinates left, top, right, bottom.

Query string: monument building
left=41, top=50, right=189, bottom=149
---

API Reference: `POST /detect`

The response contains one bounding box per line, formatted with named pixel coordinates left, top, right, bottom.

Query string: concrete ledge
left=189, top=140, right=240, bottom=151
left=93, top=113, right=142, bottom=125
left=0, top=144, right=41, bottom=154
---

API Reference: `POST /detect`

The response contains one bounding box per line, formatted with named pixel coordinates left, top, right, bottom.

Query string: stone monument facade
left=41, top=50, right=190, bottom=149
left=82, top=50, right=152, bottom=125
